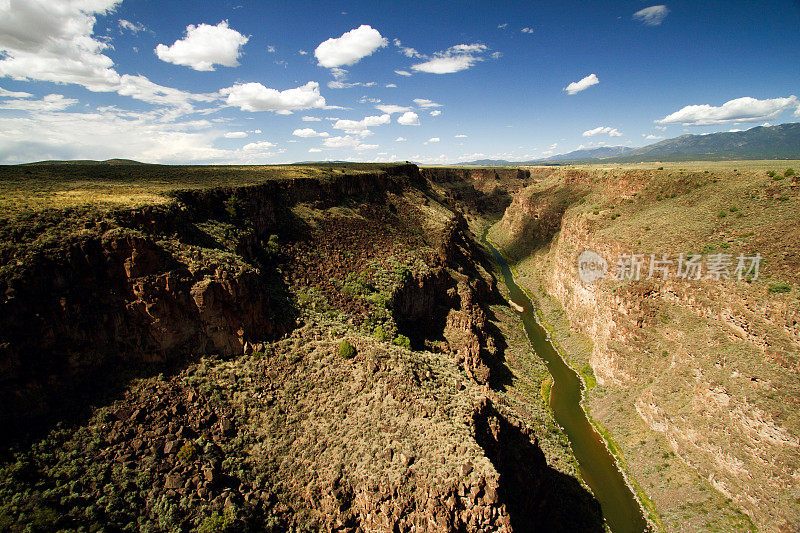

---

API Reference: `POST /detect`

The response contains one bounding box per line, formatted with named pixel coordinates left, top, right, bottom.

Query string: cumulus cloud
left=0, top=93, right=77, bottom=111
left=308, top=147, right=322, bottom=153
left=155, top=20, right=249, bottom=71
left=411, top=43, right=490, bottom=74
left=430, top=110, right=441, bottom=116
left=644, top=134, right=663, bottom=140
left=426, top=137, right=440, bottom=143
left=397, top=111, right=420, bottom=125
left=314, top=25, right=387, bottom=68
left=220, top=81, right=326, bottom=113
left=301, top=116, right=322, bottom=121
left=0, top=1, right=213, bottom=111
left=656, top=95, right=799, bottom=125
left=394, top=70, right=412, bottom=76
left=413, top=98, right=441, bottom=108
left=224, top=131, right=247, bottom=138
left=241, top=140, right=276, bottom=151
left=375, top=104, right=411, bottom=114
left=583, top=126, right=622, bottom=137
left=323, top=135, right=378, bottom=150
left=385, top=83, right=397, bottom=88
left=455, top=134, right=467, bottom=138
left=633, top=5, right=670, bottom=26
left=395, top=137, right=406, bottom=142
left=521, top=27, right=534, bottom=34
left=564, top=73, right=599, bottom=95
left=332, top=114, right=390, bottom=134
left=292, top=128, right=329, bottom=138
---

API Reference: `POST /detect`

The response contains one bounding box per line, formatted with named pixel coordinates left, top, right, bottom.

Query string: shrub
left=338, top=339, right=356, bottom=358
left=717, top=210, right=727, bottom=218
left=785, top=168, right=796, bottom=178
left=223, top=195, right=241, bottom=219
left=768, top=282, right=792, bottom=294
left=392, top=335, right=411, bottom=350
left=729, top=206, right=738, bottom=212
left=373, top=325, right=389, bottom=342
left=198, top=505, right=236, bottom=533
left=176, top=443, right=198, bottom=462
left=767, top=170, right=776, bottom=177
left=658, top=166, right=664, bottom=170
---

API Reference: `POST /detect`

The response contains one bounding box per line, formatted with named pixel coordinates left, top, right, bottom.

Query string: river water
left=486, top=243, right=649, bottom=533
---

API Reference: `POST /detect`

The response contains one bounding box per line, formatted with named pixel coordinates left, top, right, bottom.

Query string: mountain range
left=457, top=122, right=800, bottom=165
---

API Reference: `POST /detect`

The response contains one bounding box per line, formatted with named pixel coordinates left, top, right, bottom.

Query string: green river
left=487, top=242, right=649, bottom=533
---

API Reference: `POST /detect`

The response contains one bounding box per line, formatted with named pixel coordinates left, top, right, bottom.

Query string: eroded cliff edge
left=489, top=164, right=800, bottom=532
left=0, top=163, right=600, bottom=532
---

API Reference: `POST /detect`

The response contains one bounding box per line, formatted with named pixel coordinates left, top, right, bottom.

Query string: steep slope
left=489, top=161, right=800, bottom=531
left=0, top=164, right=603, bottom=532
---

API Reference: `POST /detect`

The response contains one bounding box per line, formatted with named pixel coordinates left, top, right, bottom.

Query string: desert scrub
left=768, top=282, right=792, bottom=294
left=338, top=339, right=356, bottom=358
left=177, top=443, right=199, bottom=462
left=784, top=168, right=796, bottom=178
left=373, top=325, right=389, bottom=342
left=393, top=335, right=412, bottom=350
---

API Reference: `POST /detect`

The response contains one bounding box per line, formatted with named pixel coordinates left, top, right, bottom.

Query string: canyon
left=0, top=161, right=797, bottom=531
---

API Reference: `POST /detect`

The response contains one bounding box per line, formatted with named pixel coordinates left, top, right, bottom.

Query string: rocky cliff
left=491, top=164, right=800, bottom=531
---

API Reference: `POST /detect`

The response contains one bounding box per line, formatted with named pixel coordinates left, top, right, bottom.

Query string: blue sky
left=0, top=0, right=798, bottom=164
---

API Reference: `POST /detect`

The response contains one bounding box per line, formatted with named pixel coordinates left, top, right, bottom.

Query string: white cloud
left=118, top=19, right=147, bottom=34
left=430, top=110, right=441, bottom=116
left=224, top=131, right=247, bottom=138
left=413, top=98, right=441, bottom=108
left=411, top=43, right=490, bottom=74
left=633, top=5, right=670, bottom=26
left=308, top=147, right=322, bottom=153
left=394, top=70, right=412, bottom=76
left=654, top=125, right=667, bottom=131
left=155, top=20, right=249, bottom=71
left=314, top=25, right=387, bottom=68
left=332, top=114, right=390, bottom=134
left=0, top=1, right=213, bottom=111
left=266, top=45, right=276, bottom=53
left=242, top=140, right=276, bottom=152
left=0, top=105, right=272, bottom=164
left=643, top=134, right=663, bottom=140
left=302, top=116, right=322, bottom=121
left=292, top=128, right=329, bottom=138
left=455, top=134, right=467, bottom=138
left=795, top=106, right=800, bottom=117
left=220, top=81, right=326, bottom=113
left=393, top=38, right=422, bottom=58
left=564, top=73, right=599, bottom=95
left=656, top=95, right=799, bottom=125
left=426, top=137, right=440, bottom=143
left=397, top=111, right=420, bottom=125
left=0, top=93, right=77, bottom=111
left=395, top=137, right=406, bottom=141
left=298, top=49, right=307, bottom=55
left=583, top=126, right=622, bottom=137
left=323, top=135, right=378, bottom=150
left=375, top=104, right=411, bottom=114
left=385, top=83, right=397, bottom=88
left=521, top=27, right=534, bottom=34
left=0, top=87, right=32, bottom=98
left=497, top=23, right=508, bottom=29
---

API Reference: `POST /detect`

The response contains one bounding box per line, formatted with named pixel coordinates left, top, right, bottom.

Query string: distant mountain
left=455, top=122, right=800, bottom=166
left=537, top=145, right=632, bottom=163
left=614, top=122, right=800, bottom=162
left=21, top=158, right=147, bottom=165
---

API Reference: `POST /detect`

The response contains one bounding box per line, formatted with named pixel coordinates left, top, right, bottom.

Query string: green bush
left=717, top=210, right=727, bottom=218
left=785, top=168, right=796, bottom=178
left=338, top=339, right=356, bottom=358
left=768, top=282, right=792, bottom=294
left=198, top=505, right=236, bottom=533
left=176, top=443, right=198, bottom=462
left=767, top=170, right=775, bottom=177
left=223, top=195, right=241, bottom=219
left=373, top=325, right=389, bottom=342
left=392, top=335, right=411, bottom=350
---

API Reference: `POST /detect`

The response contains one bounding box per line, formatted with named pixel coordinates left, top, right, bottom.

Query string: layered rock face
left=493, top=168, right=800, bottom=531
